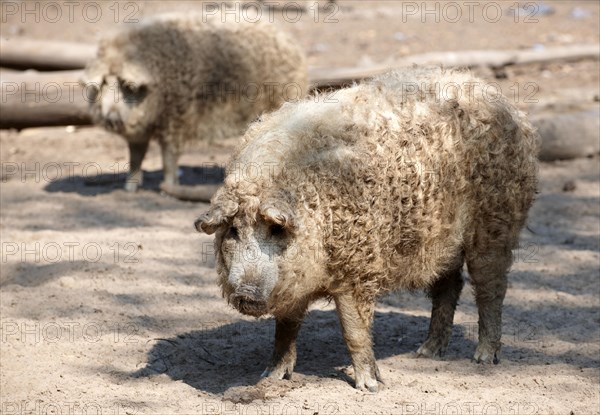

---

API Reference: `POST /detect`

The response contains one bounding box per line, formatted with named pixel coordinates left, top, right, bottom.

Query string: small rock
left=544, top=33, right=574, bottom=44
left=8, top=26, right=24, bottom=36
left=310, top=43, right=329, bottom=53
left=493, top=67, right=508, bottom=80
left=571, top=7, right=591, bottom=20
left=58, top=276, right=77, bottom=287
left=562, top=180, right=576, bottom=192
left=510, top=3, right=554, bottom=17
left=358, top=55, right=374, bottom=67
left=393, top=32, right=407, bottom=42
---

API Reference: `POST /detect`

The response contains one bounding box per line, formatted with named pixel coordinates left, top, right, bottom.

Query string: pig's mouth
left=229, top=293, right=268, bottom=317
left=101, top=117, right=125, bottom=134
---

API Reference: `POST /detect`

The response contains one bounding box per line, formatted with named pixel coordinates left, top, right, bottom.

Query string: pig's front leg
left=261, top=317, right=302, bottom=380
left=125, top=141, right=149, bottom=192
left=160, top=141, right=180, bottom=187
left=335, top=292, right=382, bottom=392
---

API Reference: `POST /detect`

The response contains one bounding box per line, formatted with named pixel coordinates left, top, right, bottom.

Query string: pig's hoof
left=261, top=364, right=293, bottom=380
left=354, top=375, right=380, bottom=393
left=354, top=366, right=383, bottom=392
left=124, top=181, right=140, bottom=192
left=416, top=339, right=446, bottom=358
left=474, top=344, right=500, bottom=364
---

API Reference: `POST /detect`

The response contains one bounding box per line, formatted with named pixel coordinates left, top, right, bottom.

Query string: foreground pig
left=195, top=67, right=539, bottom=391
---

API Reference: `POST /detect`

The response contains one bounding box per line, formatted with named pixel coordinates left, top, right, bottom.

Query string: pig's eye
left=228, top=226, right=239, bottom=239
left=120, top=79, right=148, bottom=104
left=269, top=224, right=286, bottom=238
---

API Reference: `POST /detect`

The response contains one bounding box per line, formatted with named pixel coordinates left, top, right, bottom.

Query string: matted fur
left=82, top=14, right=307, bottom=188
left=210, top=67, right=537, bottom=312
left=199, top=67, right=539, bottom=388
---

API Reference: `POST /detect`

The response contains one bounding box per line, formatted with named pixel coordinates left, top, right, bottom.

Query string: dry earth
left=1, top=1, right=599, bottom=414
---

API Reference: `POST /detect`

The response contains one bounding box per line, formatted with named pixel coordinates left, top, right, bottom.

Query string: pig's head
left=80, top=43, right=159, bottom=142
left=194, top=193, right=299, bottom=318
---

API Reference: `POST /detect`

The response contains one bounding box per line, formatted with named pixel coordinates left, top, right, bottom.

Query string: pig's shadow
left=130, top=310, right=475, bottom=394
left=43, top=165, right=224, bottom=196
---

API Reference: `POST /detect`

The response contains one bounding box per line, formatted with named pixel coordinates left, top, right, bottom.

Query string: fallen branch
left=1, top=37, right=597, bottom=82
left=159, top=182, right=221, bottom=203
left=309, top=44, right=600, bottom=88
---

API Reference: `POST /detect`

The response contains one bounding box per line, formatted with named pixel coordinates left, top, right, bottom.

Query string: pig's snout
left=229, top=284, right=268, bottom=317
left=104, top=109, right=124, bottom=132
left=223, top=244, right=279, bottom=317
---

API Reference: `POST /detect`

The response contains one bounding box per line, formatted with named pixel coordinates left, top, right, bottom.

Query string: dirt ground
left=1, top=2, right=599, bottom=414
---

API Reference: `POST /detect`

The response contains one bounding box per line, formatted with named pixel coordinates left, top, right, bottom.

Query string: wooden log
left=2, top=40, right=599, bottom=164
left=0, top=70, right=91, bottom=128
left=0, top=38, right=96, bottom=70
left=533, top=108, right=600, bottom=161
left=1, top=68, right=84, bottom=84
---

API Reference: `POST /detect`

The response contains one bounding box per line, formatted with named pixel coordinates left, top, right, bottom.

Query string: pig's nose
left=105, top=110, right=122, bottom=130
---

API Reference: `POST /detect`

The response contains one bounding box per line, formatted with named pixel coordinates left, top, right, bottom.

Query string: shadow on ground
left=43, top=165, right=225, bottom=196
left=129, top=305, right=599, bottom=395
left=129, top=310, right=470, bottom=394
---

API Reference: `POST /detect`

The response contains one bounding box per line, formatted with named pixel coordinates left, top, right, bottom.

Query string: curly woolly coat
left=210, top=67, right=537, bottom=306
left=198, top=67, right=538, bottom=390
left=83, top=14, right=307, bottom=189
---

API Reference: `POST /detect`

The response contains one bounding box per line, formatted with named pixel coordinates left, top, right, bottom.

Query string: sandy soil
left=1, top=2, right=599, bottom=414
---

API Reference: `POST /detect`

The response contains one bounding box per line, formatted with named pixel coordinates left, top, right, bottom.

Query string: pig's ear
left=260, top=201, right=297, bottom=233
left=80, top=59, right=106, bottom=88
left=194, top=201, right=238, bottom=235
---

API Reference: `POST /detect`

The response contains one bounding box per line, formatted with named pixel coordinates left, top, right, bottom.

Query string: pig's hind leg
left=466, top=247, right=512, bottom=364
left=417, top=262, right=464, bottom=358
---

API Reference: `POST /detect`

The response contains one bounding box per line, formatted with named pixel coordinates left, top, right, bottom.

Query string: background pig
left=82, top=14, right=307, bottom=191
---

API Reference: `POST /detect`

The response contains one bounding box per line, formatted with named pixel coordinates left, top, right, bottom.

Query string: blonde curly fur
left=198, top=67, right=539, bottom=390
left=82, top=14, right=307, bottom=190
